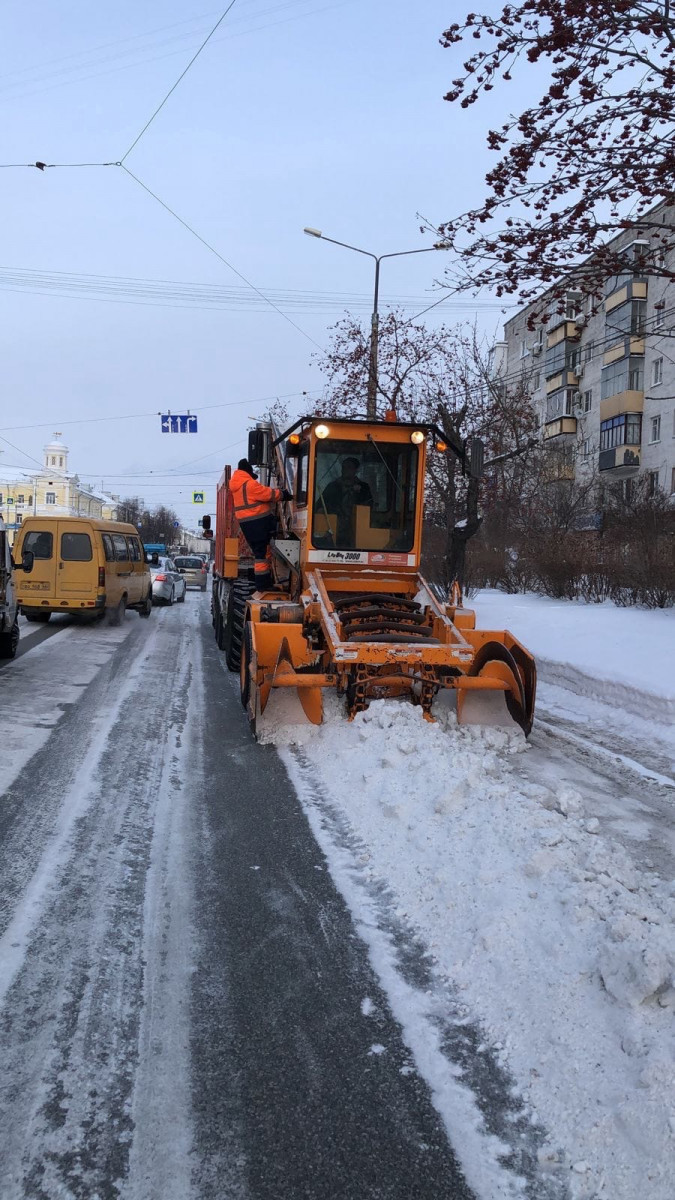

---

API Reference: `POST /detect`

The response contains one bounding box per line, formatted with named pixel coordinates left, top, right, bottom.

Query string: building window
left=600, top=413, right=642, bottom=450
left=583, top=389, right=592, bottom=412
left=0, top=493, right=3, bottom=504
left=16, top=513, right=22, bottom=524
left=59, top=456, right=63, bottom=467
left=655, top=246, right=666, bottom=270
left=51, top=456, right=56, bottom=466
left=46, top=491, right=56, bottom=505
left=17, top=493, right=24, bottom=504
left=601, top=356, right=644, bottom=400
left=671, top=466, right=675, bottom=495
left=648, top=470, right=659, bottom=496
left=28, top=494, right=33, bottom=505
left=607, top=298, right=646, bottom=337
left=652, top=357, right=663, bottom=386
left=650, top=415, right=661, bottom=443
left=520, top=338, right=528, bottom=358
left=546, top=388, right=576, bottom=421
left=566, top=291, right=582, bottom=319
left=584, top=342, right=594, bottom=364
left=654, top=304, right=665, bottom=330
left=583, top=438, right=591, bottom=457
left=532, top=371, right=541, bottom=390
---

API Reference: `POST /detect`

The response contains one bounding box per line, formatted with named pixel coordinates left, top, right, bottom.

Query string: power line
left=0, top=265, right=512, bottom=314
left=120, top=166, right=325, bottom=350
left=0, top=389, right=313, bottom=433
left=121, top=0, right=241, bottom=162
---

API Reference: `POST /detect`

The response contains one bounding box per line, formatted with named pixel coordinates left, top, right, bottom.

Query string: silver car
left=149, top=556, right=186, bottom=606
left=174, top=555, right=208, bottom=591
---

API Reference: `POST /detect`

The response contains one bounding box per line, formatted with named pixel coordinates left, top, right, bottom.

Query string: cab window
left=127, top=537, right=142, bottom=562
left=102, top=534, right=115, bottom=562
left=23, top=530, right=53, bottom=559
left=312, top=439, right=418, bottom=552
left=296, top=443, right=309, bottom=505
left=112, top=534, right=129, bottom=562
left=61, top=532, right=93, bottom=561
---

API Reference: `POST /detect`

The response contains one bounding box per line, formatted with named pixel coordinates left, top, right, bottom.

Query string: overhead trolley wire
left=0, top=389, right=314, bottom=433
left=120, top=166, right=325, bottom=350
left=121, top=0, right=241, bottom=163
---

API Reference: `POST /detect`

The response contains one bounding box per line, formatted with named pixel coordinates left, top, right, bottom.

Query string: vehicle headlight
left=315, top=424, right=330, bottom=439
left=410, top=430, right=425, bottom=444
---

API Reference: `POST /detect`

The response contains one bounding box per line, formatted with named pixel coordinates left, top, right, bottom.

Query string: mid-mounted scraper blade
left=457, top=641, right=535, bottom=736
left=253, top=636, right=323, bottom=741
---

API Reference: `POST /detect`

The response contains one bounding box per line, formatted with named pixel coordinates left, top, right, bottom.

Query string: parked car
left=174, top=555, right=208, bottom=591
left=149, top=556, right=186, bottom=606
left=14, top=517, right=152, bottom=624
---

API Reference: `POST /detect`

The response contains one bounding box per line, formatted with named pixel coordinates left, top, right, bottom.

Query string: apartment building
left=499, top=208, right=675, bottom=499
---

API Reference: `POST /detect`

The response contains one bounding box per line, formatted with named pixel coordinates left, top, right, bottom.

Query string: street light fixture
left=304, top=226, right=439, bottom=417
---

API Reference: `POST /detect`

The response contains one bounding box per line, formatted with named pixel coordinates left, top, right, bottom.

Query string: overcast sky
left=0, top=0, right=521, bottom=526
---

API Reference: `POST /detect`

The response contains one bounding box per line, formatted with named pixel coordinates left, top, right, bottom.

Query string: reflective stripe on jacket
left=229, top=469, right=281, bottom=523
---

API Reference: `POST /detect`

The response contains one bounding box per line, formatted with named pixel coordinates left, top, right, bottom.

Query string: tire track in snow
left=282, top=746, right=566, bottom=1200
left=0, top=603, right=199, bottom=1200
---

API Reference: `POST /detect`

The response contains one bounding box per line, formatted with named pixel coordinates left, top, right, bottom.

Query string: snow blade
left=456, top=641, right=535, bottom=736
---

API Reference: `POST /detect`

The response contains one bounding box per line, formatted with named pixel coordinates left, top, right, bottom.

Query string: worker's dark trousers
left=240, top=513, right=276, bottom=589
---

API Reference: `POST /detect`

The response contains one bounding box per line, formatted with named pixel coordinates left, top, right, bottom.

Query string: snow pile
left=281, top=697, right=675, bottom=1200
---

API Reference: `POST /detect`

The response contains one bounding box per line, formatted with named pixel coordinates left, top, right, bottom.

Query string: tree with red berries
left=433, top=2, right=675, bottom=310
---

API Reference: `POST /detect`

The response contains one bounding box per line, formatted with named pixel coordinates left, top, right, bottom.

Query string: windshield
left=312, top=439, right=418, bottom=552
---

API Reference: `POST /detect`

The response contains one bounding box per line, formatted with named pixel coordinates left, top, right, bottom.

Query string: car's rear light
left=155, top=573, right=166, bottom=582
left=98, top=567, right=105, bottom=587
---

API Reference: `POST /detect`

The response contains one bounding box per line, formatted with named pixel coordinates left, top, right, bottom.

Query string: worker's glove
left=281, top=489, right=293, bottom=501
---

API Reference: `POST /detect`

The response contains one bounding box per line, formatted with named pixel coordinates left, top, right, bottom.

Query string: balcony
left=599, top=445, right=640, bottom=473
left=544, top=416, right=577, bottom=440
left=546, top=318, right=583, bottom=347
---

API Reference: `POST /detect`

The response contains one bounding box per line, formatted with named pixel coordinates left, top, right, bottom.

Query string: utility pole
left=304, top=228, right=439, bottom=418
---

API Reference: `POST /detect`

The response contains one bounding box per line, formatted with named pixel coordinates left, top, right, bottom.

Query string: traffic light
left=201, top=514, right=213, bottom=538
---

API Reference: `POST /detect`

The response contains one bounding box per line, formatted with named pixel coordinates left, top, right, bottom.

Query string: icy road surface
left=1, top=594, right=673, bottom=1200
left=0, top=598, right=473, bottom=1200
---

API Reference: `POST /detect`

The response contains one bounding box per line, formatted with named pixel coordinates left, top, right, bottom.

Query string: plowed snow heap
left=212, top=415, right=536, bottom=739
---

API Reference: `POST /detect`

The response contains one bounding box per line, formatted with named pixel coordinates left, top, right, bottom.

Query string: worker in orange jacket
left=229, top=458, right=291, bottom=589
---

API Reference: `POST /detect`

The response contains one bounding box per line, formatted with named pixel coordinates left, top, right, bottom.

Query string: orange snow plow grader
left=212, top=415, right=536, bottom=739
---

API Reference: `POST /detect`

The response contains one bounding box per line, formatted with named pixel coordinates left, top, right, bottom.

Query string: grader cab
left=212, top=415, right=536, bottom=739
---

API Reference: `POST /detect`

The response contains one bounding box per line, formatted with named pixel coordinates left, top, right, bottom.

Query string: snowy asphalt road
left=0, top=598, right=473, bottom=1200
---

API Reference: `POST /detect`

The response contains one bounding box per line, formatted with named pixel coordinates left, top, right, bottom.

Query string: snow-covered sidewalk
left=473, top=589, right=675, bottom=722
left=276, top=592, right=675, bottom=1199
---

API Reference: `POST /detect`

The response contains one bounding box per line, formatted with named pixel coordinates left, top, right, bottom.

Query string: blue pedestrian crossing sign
left=160, top=413, right=198, bottom=433
left=192, top=491, right=205, bottom=504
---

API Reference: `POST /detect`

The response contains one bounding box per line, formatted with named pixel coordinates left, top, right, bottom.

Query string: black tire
left=139, top=592, right=153, bottom=618
left=215, top=608, right=227, bottom=651
left=225, top=576, right=256, bottom=672
left=110, top=596, right=127, bottom=626
left=177, top=586, right=185, bottom=604
left=167, top=586, right=175, bottom=607
left=240, top=620, right=253, bottom=709
left=24, top=610, right=51, bottom=623
left=0, top=617, right=20, bottom=659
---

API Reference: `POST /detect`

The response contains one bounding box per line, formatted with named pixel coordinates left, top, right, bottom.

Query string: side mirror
left=248, top=428, right=266, bottom=467
left=19, top=550, right=34, bottom=574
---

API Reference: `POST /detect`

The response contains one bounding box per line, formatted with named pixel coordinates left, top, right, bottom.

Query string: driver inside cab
left=320, top=457, right=373, bottom=547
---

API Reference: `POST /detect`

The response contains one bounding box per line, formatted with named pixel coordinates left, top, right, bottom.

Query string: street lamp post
left=304, top=227, right=438, bottom=418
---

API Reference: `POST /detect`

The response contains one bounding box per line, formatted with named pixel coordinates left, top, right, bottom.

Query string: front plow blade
left=457, top=641, right=535, bottom=736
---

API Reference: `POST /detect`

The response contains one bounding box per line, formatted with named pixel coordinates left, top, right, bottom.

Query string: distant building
left=0, top=434, right=119, bottom=538
left=499, top=207, right=675, bottom=499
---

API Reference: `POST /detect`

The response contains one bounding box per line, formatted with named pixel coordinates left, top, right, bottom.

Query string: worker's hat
left=237, top=458, right=258, bottom=479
